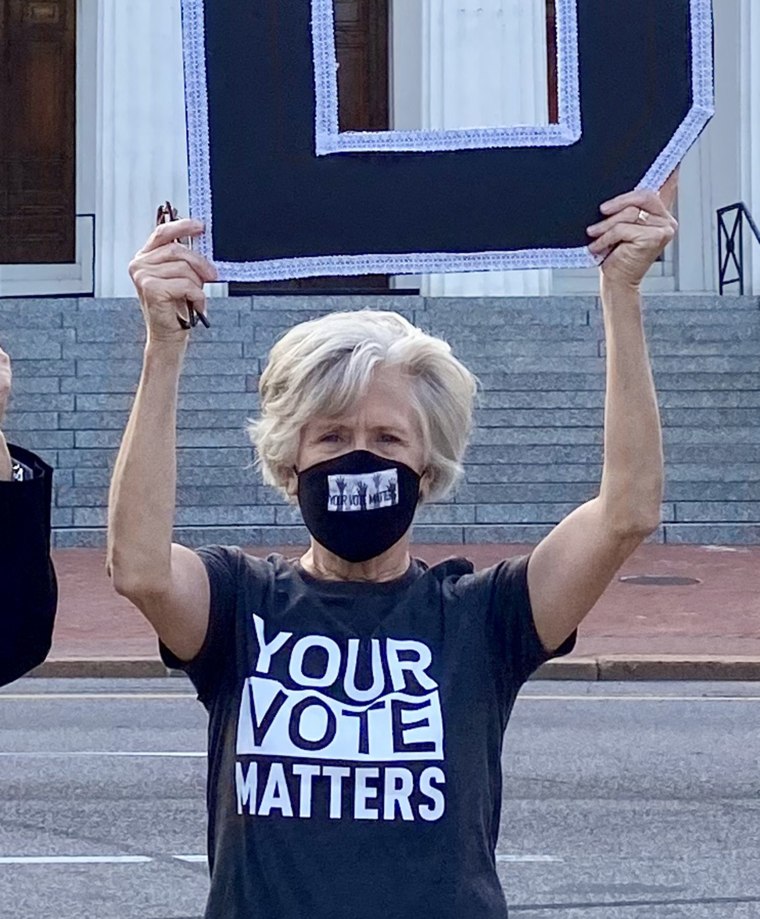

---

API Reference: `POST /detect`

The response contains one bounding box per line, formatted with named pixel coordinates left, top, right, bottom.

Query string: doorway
left=0, top=0, right=76, bottom=264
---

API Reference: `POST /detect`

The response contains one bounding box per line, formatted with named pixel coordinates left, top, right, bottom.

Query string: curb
left=24, top=655, right=760, bottom=681
left=27, top=658, right=173, bottom=679
left=534, top=655, right=760, bottom=682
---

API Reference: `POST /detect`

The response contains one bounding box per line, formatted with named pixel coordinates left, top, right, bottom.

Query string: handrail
left=717, top=202, right=760, bottom=295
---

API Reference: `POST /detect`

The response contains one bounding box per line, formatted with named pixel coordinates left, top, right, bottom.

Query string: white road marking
left=521, top=695, right=760, bottom=702
left=0, top=751, right=205, bottom=758
left=495, top=854, right=562, bottom=863
left=0, top=693, right=195, bottom=701
left=4, top=693, right=760, bottom=704
left=1, top=853, right=558, bottom=867
left=0, top=856, right=152, bottom=865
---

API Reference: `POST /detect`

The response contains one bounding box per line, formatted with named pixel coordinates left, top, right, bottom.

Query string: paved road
left=1, top=679, right=759, bottom=919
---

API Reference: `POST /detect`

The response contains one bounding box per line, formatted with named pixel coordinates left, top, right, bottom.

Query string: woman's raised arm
left=107, top=219, right=218, bottom=661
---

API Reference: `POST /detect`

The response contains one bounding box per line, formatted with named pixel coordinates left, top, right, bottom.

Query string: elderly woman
left=108, top=180, right=677, bottom=919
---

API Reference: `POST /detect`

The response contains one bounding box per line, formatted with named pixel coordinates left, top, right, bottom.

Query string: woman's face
left=293, top=364, right=427, bottom=484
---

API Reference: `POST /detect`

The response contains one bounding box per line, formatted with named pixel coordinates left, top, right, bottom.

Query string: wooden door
left=232, top=0, right=390, bottom=295
left=546, top=0, right=558, bottom=123
left=0, top=0, right=76, bottom=264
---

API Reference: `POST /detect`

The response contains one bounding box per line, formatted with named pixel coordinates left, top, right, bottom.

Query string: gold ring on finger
left=636, top=209, right=651, bottom=224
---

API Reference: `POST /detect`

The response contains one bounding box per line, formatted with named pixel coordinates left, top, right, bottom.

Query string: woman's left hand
left=587, top=170, right=679, bottom=289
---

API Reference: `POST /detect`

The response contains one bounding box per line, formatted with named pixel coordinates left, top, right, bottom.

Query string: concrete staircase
left=0, top=294, right=758, bottom=547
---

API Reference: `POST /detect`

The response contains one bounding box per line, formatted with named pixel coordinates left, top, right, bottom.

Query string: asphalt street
left=1, top=679, right=759, bottom=919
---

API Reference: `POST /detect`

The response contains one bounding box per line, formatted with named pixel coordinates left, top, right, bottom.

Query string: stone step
left=60, top=455, right=760, bottom=486
left=480, top=390, right=760, bottom=409
left=476, top=371, right=760, bottom=391
left=55, top=446, right=253, bottom=468
left=50, top=520, right=760, bottom=549
left=462, top=462, right=760, bottom=483
left=607, top=294, right=759, bottom=311
left=662, top=524, right=760, bottom=544
left=454, top=482, right=760, bottom=503
left=630, top=340, right=760, bottom=356
left=18, top=390, right=757, bottom=423
left=53, top=483, right=760, bottom=514
left=466, top=356, right=760, bottom=374
left=464, top=444, right=760, bottom=464
left=467, top=427, right=760, bottom=447
left=21, top=424, right=755, bottom=454
left=3, top=293, right=759, bottom=547
left=436, top=324, right=760, bottom=344
left=673, top=503, right=760, bottom=523
left=456, top=339, right=760, bottom=358
left=474, top=408, right=760, bottom=428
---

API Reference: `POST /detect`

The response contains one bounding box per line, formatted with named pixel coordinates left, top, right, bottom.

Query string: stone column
left=95, top=0, right=206, bottom=297
left=420, top=0, right=553, bottom=297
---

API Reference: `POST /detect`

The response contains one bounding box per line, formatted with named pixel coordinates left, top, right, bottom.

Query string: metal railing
left=717, top=202, right=760, bottom=295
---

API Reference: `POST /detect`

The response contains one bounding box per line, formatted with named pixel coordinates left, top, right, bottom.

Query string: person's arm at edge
left=106, top=220, right=215, bottom=662
left=0, top=441, right=58, bottom=685
left=526, top=183, right=676, bottom=653
left=0, top=430, right=11, bottom=481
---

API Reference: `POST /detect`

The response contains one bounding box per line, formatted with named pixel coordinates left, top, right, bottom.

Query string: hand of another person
left=0, top=346, right=11, bottom=424
left=587, top=170, right=679, bottom=289
left=128, top=219, right=217, bottom=344
left=0, top=347, right=12, bottom=479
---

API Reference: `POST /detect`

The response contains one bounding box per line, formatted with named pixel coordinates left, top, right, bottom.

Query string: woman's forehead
left=307, top=404, right=416, bottom=431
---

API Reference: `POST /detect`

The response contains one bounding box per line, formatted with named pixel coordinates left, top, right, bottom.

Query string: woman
left=108, top=180, right=676, bottom=918
left=0, top=345, right=58, bottom=686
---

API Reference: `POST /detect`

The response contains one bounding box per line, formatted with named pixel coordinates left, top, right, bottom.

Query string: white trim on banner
left=312, top=0, right=582, bottom=155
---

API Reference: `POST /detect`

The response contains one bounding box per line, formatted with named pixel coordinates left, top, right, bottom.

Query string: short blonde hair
left=248, top=310, right=477, bottom=503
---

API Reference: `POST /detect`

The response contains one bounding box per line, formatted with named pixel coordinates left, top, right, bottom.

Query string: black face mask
left=296, top=450, right=421, bottom=564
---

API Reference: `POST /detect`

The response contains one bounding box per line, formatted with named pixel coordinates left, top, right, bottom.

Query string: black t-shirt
left=162, top=548, right=576, bottom=919
left=0, top=445, right=57, bottom=687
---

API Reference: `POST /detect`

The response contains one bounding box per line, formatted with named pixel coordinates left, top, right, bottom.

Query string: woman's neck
left=300, top=537, right=412, bottom=583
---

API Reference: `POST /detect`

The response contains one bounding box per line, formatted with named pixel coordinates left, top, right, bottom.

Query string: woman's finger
left=588, top=221, right=675, bottom=256
left=140, top=218, right=205, bottom=254
left=130, top=242, right=217, bottom=284
left=587, top=206, right=671, bottom=238
left=599, top=188, right=671, bottom=220
left=131, top=259, right=207, bottom=291
left=139, top=276, right=208, bottom=311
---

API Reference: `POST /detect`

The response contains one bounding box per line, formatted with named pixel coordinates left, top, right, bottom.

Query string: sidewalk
left=32, top=543, right=760, bottom=681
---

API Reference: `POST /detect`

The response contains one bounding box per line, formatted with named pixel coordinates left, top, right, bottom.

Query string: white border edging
left=312, top=0, right=581, bottom=154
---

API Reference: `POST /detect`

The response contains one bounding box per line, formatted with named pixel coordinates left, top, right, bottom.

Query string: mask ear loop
left=288, top=465, right=300, bottom=501
left=417, top=467, right=430, bottom=505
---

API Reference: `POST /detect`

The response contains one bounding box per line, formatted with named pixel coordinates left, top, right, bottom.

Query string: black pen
left=155, top=201, right=211, bottom=330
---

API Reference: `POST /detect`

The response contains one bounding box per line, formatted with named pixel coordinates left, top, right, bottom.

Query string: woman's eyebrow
left=372, top=424, right=411, bottom=437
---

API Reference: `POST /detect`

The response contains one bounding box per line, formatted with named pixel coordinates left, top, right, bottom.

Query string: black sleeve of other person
left=0, top=445, right=58, bottom=687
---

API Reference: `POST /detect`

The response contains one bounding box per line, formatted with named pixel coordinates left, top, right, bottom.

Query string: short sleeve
left=487, top=554, right=576, bottom=688
left=159, top=545, right=242, bottom=705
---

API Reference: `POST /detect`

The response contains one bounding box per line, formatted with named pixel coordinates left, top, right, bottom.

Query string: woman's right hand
left=128, top=219, right=218, bottom=344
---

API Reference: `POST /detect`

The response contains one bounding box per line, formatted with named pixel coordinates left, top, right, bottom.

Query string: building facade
left=1, top=0, right=759, bottom=299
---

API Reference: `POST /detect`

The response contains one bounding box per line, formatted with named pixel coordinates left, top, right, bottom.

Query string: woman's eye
left=319, top=432, right=341, bottom=443
left=378, top=433, right=400, bottom=444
